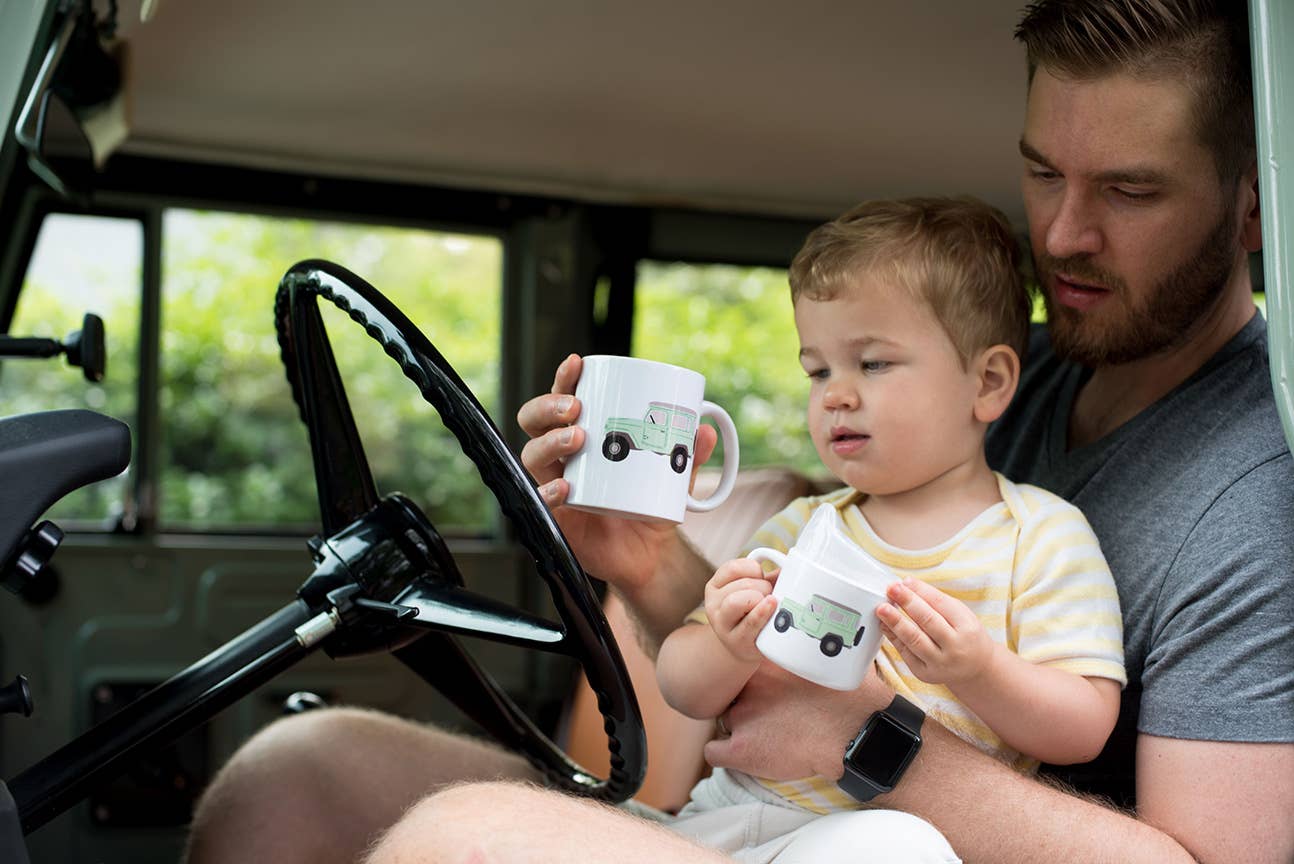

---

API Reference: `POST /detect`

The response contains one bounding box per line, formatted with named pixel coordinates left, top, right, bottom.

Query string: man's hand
left=704, top=559, right=777, bottom=662
left=517, top=353, right=718, bottom=653
left=877, top=578, right=994, bottom=685
left=704, top=662, right=892, bottom=781
left=516, top=353, right=717, bottom=595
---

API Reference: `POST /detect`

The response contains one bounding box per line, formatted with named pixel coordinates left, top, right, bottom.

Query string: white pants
left=658, top=769, right=961, bottom=864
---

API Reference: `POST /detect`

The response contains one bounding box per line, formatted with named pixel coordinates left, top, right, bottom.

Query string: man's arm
left=882, top=718, right=1197, bottom=864
left=1135, top=736, right=1294, bottom=864
left=706, top=666, right=1292, bottom=864
left=707, top=668, right=1186, bottom=863
left=892, top=723, right=1294, bottom=863
left=613, top=530, right=713, bottom=657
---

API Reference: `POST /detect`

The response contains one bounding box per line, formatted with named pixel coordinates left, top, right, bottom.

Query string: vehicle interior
left=1, top=1, right=1291, bottom=862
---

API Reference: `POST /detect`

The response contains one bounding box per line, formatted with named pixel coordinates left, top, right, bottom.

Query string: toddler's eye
left=805, top=368, right=829, bottom=381
left=861, top=360, right=890, bottom=373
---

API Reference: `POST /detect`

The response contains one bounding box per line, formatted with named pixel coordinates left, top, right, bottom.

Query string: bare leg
left=364, top=781, right=729, bottom=864
left=184, top=707, right=539, bottom=864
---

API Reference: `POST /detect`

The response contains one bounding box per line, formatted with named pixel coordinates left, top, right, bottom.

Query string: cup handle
left=686, top=400, right=740, bottom=513
left=746, top=547, right=787, bottom=570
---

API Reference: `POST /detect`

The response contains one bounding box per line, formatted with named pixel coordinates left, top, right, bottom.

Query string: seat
left=561, top=467, right=818, bottom=812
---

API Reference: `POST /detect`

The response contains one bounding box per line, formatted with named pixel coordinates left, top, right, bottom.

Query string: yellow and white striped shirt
left=726, top=473, right=1126, bottom=814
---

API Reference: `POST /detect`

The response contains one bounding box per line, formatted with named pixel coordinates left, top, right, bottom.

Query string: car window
left=1, top=212, right=141, bottom=524
left=159, top=210, right=504, bottom=534
left=632, top=260, right=820, bottom=477
left=2, top=209, right=507, bottom=535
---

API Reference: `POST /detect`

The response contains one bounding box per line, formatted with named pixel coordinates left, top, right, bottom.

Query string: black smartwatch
left=837, top=693, right=924, bottom=801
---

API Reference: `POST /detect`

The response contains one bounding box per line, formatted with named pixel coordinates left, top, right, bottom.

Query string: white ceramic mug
left=563, top=355, right=739, bottom=523
left=750, top=506, right=893, bottom=690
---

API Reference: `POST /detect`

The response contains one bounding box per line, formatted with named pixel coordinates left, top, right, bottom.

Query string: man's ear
left=973, top=345, right=1020, bottom=424
left=1241, top=162, right=1262, bottom=253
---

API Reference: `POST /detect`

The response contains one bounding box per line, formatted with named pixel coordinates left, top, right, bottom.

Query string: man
left=186, top=2, right=1294, bottom=862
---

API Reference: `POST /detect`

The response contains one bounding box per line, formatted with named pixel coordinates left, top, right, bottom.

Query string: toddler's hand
left=705, top=558, right=778, bottom=663
left=877, top=579, right=993, bottom=684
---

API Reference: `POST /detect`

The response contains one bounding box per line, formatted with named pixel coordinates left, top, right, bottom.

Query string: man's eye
left=1027, top=166, right=1059, bottom=183
left=1112, top=186, right=1155, bottom=201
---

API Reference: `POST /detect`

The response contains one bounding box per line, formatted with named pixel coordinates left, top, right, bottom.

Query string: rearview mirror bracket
left=13, top=1, right=123, bottom=203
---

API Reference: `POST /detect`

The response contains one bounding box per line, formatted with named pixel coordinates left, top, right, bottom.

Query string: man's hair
left=1015, top=0, right=1253, bottom=183
left=788, top=197, right=1030, bottom=366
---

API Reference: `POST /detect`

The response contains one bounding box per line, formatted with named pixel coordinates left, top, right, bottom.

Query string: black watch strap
left=882, top=693, right=924, bottom=732
left=837, top=693, right=924, bottom=802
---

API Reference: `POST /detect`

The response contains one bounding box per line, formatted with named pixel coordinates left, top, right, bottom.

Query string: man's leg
left=364, top=781, right=731, bottom=864
left=184, top=707, right=540, bottom=864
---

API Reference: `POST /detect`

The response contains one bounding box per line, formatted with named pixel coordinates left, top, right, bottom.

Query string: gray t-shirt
left=986, top=314, right=1294, bottom=805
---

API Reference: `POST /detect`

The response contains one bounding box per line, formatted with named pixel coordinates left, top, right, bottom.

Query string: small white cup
left=751, top=505, right=894, bottom=690
left=563, top=355, right=740, bottom=523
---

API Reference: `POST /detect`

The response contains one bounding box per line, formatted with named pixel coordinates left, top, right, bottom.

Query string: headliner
left=111, top=0, right=1031, bottom=224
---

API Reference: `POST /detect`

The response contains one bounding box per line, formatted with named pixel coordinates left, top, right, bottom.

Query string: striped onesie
left=689, top=472, right=1126, bottom=815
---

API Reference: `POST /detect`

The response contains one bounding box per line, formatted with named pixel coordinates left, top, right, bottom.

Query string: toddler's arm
left=657, top=558, right=777, bottom=719
left=878, top=578, right=1120, bottom=765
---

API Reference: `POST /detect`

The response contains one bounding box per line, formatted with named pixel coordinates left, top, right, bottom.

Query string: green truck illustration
left=773, top=593, right=866, bottom=657
left=601, top=402, right=698, bottom=473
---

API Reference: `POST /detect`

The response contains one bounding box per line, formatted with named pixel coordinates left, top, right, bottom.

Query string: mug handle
left=686, top=400, right=740, bottom=512
left=745, top=547, right=787, bottom=570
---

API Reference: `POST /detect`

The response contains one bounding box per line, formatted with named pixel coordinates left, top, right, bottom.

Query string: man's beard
left=1036, top=203, right=1238, bottom=367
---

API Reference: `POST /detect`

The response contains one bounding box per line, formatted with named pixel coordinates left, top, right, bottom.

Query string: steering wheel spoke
left=394, top=582, right=567, bottom=651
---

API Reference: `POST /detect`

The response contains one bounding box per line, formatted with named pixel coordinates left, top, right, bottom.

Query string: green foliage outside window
left=1, top=214, right=140, bottom=526
left=633, top=261, right=823, bottom=479
left=159, top=211, right=503, bottom=532
left=8, top=217, right=850, bottom=535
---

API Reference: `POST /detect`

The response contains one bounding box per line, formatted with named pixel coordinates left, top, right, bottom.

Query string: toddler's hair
left=789, top=196, right=1030, bottom=365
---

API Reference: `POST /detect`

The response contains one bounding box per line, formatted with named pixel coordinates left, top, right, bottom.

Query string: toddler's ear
left=972, top=345, right=1019, bottom=423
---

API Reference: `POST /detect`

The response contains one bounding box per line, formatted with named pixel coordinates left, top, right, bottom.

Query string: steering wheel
left=273, top=259, right=645, bottom=803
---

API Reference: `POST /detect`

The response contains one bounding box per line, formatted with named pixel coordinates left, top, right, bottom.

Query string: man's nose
left=1045, top=188, right=1103, bottom=259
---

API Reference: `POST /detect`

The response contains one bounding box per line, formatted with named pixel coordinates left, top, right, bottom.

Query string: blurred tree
left=158, top=211, right=503, bottom=532
left=6, top=216, right=833, bottom=535
left=633, top=261, right=822, bottom=479
left=0, top=214, right=141, bottom=525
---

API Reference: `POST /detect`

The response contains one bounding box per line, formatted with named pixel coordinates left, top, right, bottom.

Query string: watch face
left=846, top=714, right=917, bottom=788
